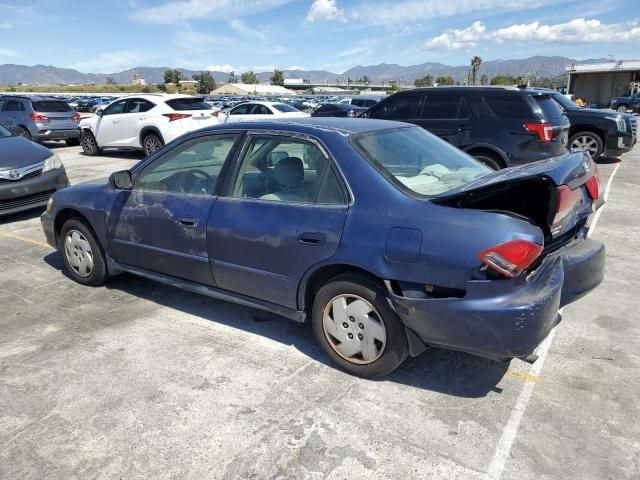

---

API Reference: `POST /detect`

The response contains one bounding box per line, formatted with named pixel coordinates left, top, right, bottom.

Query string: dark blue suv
left=41, top=119, right=605, bottom=377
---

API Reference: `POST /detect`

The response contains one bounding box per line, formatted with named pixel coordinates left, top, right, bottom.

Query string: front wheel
left=15, top=126, right=32, bottom=140
left=570, top=131, right=603, bottom=159
left=59, top=218, right=109, bottom=286
left=312, top=274, right=409, bottom=378
left=80, top=130, right=102, bottom=156
left=616, top=105, right=627, bottom=113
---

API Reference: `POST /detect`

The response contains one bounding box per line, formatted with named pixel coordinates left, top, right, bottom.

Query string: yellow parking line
left=506, top=369, right=540, bottom=383
left=0, top=231, right=53, bottom=249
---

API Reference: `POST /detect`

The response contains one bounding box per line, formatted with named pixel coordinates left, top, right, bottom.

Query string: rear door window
left=4, top=100, right=24, bottom=112
left=421, top=95, right=469, bottom=119
left=126, top=99, right=155, bottom=113
left=250, top=104, right=272, bottom=115
left=368, top=94, right=421, bottom=120
left=32, top=101, right=72, bottom=112
left=231, top=104, right=251, bottom=115
left=484, top=95, right=532, bottom=119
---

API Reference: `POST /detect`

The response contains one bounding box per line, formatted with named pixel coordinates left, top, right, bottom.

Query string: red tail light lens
left=524, top=122, right=553, bottom=143
left=163, top=113, right=192, bottom=122
left=31, top=113, right=50, bottom=122
left=71, top=113, right=82, bottom=122
left=211, top=111, right=220, bottom=117
left=585, top=176, right=599, bottom=200
left=480, top=240, right=544, bottom=278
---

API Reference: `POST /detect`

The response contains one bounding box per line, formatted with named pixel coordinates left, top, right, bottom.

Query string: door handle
left=112, top=119, right=120, bottom=124
left=298, top=232, right=326, bottom=245
left=139, top=116, right=148, bottom=120
left=178, top=217, right=199, bottom=228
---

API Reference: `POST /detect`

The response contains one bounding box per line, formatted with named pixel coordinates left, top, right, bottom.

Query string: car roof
left=204, top=117, right=411, bottom=135
left=405, top=86, right=552, bottom=96
left=321, top=102, right=368, bottom=110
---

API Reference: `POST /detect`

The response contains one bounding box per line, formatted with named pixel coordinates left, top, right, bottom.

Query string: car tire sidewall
left=143, top=133, right=163, bottom=156
left=59, top=219, right=109, bottom=287
left=312, top=274, right=409, bottom=378
left=16, top=126, right=32, bottom=140
left=570, top=131, right=604, bottom=159
left=81, top=131, right=101, bottom=156
left=616, top=105, right=627, bottom=112
left=473, top=154, right=502, bottom=170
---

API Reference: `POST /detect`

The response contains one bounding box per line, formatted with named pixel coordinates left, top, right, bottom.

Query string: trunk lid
left=434, top=151, right=599, bottom=242
left=31, top=100, right=79, bottom=130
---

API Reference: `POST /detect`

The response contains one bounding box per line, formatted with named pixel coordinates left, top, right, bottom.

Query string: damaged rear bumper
left=388, top=238, right=605, bottom=361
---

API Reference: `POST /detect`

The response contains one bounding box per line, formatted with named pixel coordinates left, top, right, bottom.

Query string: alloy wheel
left=82, top=133, right=97, bottom=153
left=64, top=230, right=94, bottom=278
left=144, top=136, right=162, bottom=155
left=570, top=135, right=599, bottom=157
left=322, top=294, right=387, bottom=365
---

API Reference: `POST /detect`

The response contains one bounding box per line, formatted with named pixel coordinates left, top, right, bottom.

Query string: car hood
left=568, top=107, right=620, bottom=118
left=0, top=136, right=53, bottom=169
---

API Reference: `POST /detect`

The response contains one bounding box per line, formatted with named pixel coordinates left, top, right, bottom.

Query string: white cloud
left=0, top=48, right=18, bottom=57
left=131, top=0, right=292, bottom=24
left=229, top=19, right=267, bottom=41
left=306, top=0, right=346, bottom=22
left=173, top=29, right=227, bottom=52
left=205, top=64, right=244, bottom=73
left=335, top=46, right=372, bottom=58
left=493, top=18, right=640, bottom=44
left=252, top=64, right=277, bottom=72
left=424, top=18, right=640, bottom=51
left=0, top=22, right=12, bottom=29
left=425, top=21, right=486, bottom=50
left=351, top=0, right=533, bottom=26
left=287, top=65, right=305, bottom=70
left=71, top=50, right=143, bottom=73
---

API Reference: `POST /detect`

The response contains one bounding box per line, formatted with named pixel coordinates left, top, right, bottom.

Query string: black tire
left=15, top=126, right=32, bottom=140
left=80, top=130, right=102, bottom=156
left=142, top=132, right=164, bottom=156
left=569, top=131, right=604, bottom=159
left=59, top=218, right=109, bottom=286
left=312, top=273, right=409, bottom=378
left=65, top=138, right=80, bottom=147
left=472, top=151, right=503, bottom=170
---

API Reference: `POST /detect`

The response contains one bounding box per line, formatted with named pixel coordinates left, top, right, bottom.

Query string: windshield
left=551, top=93, right=579, bottom=110
left=351, top=126, right=491, bottom=197
left=0, top=123, right=13, bottom=137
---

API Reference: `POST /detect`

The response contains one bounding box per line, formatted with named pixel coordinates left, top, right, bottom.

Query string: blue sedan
left=41, top=118, right=605, bottom=377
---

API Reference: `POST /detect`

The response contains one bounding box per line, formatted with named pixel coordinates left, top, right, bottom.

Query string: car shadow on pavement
left=0, top=207, right=46, bottom=225
left=79, top=150, right=146, bottom=160
left=43, top=250, right=508, bottom=398
left=596, top=155, right=622, bottom=165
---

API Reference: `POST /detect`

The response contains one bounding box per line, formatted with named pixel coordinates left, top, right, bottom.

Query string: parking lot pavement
left=0, top=145, right=638, bottom=480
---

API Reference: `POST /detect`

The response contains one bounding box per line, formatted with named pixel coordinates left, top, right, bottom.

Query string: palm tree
left=470, top=56, right=482, bottom=85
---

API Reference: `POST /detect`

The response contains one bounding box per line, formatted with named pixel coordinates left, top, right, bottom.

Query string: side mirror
left=109, top=170, right=132, bottom=190
left=96, top=109, right=104, bottom=117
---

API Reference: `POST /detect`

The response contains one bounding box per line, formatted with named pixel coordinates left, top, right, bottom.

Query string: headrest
left=273, top=157, right=304, bottom=189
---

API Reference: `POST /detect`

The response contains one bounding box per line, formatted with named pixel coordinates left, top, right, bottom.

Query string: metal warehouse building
left=566, top=60, right=640, bottom=107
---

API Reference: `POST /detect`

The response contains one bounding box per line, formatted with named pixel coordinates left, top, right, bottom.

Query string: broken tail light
left=480, top=240, right=544, bottom=278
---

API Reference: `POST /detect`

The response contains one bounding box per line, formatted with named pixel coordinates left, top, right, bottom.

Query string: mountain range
left=0, top=56, right=605, bottom=86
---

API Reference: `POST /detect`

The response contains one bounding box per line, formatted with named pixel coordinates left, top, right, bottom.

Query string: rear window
left=532, top=96, right=564, bottom=119
left=368, top=94, right=420, bottom=120
left=484, top=95, right=534, bottom=119
left=166, top=98, right=211, bottom=111
left=272, top=103, right=299, bottom=113
left=351, top=126, right=490, bottom=197
left=32, top=101, right=73, bottom=113
left=421, top=95, right=470, bottom=119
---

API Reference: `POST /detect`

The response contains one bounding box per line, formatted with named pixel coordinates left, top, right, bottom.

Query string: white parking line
left=485, top=162, right=621, bottom=480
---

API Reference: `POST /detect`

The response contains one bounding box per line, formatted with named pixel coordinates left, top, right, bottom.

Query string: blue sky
left=0, top=0, right=638, bottom=74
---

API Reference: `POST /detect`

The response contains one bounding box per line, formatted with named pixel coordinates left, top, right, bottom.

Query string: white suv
left=79, top=94, right=221, bottom=156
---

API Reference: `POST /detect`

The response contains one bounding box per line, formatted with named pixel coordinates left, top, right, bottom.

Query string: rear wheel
left=15, top=126, right=31, bottom=140
left=80, top=130, right=102, bottom=156
left=65, top=138, right=80, bottom=147
left=59, top=218, right=109, bottom=286
left=312, top=274, right=409, bottom=378
left=616, top=105, right=627, bottom=113
left=472, top=151, right=503, bottom=170
left=570, top=131, right=603, bottom=159
left=142, top=132, right=163, bottom=156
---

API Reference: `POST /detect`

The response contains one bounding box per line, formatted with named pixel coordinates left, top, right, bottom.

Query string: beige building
left=210, top=83, right=296, bottom=96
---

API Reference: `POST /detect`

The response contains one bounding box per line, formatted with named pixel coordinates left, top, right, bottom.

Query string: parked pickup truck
left=535, top=89, right=637, bottom=159
left=610, top=92, right=640, bottom=113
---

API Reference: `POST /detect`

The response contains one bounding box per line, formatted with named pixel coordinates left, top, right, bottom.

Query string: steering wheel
left=172, top=169, right=214, bottom=194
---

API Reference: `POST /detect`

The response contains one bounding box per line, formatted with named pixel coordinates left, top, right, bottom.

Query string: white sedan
left=224, top=101, right=310, bottom=123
